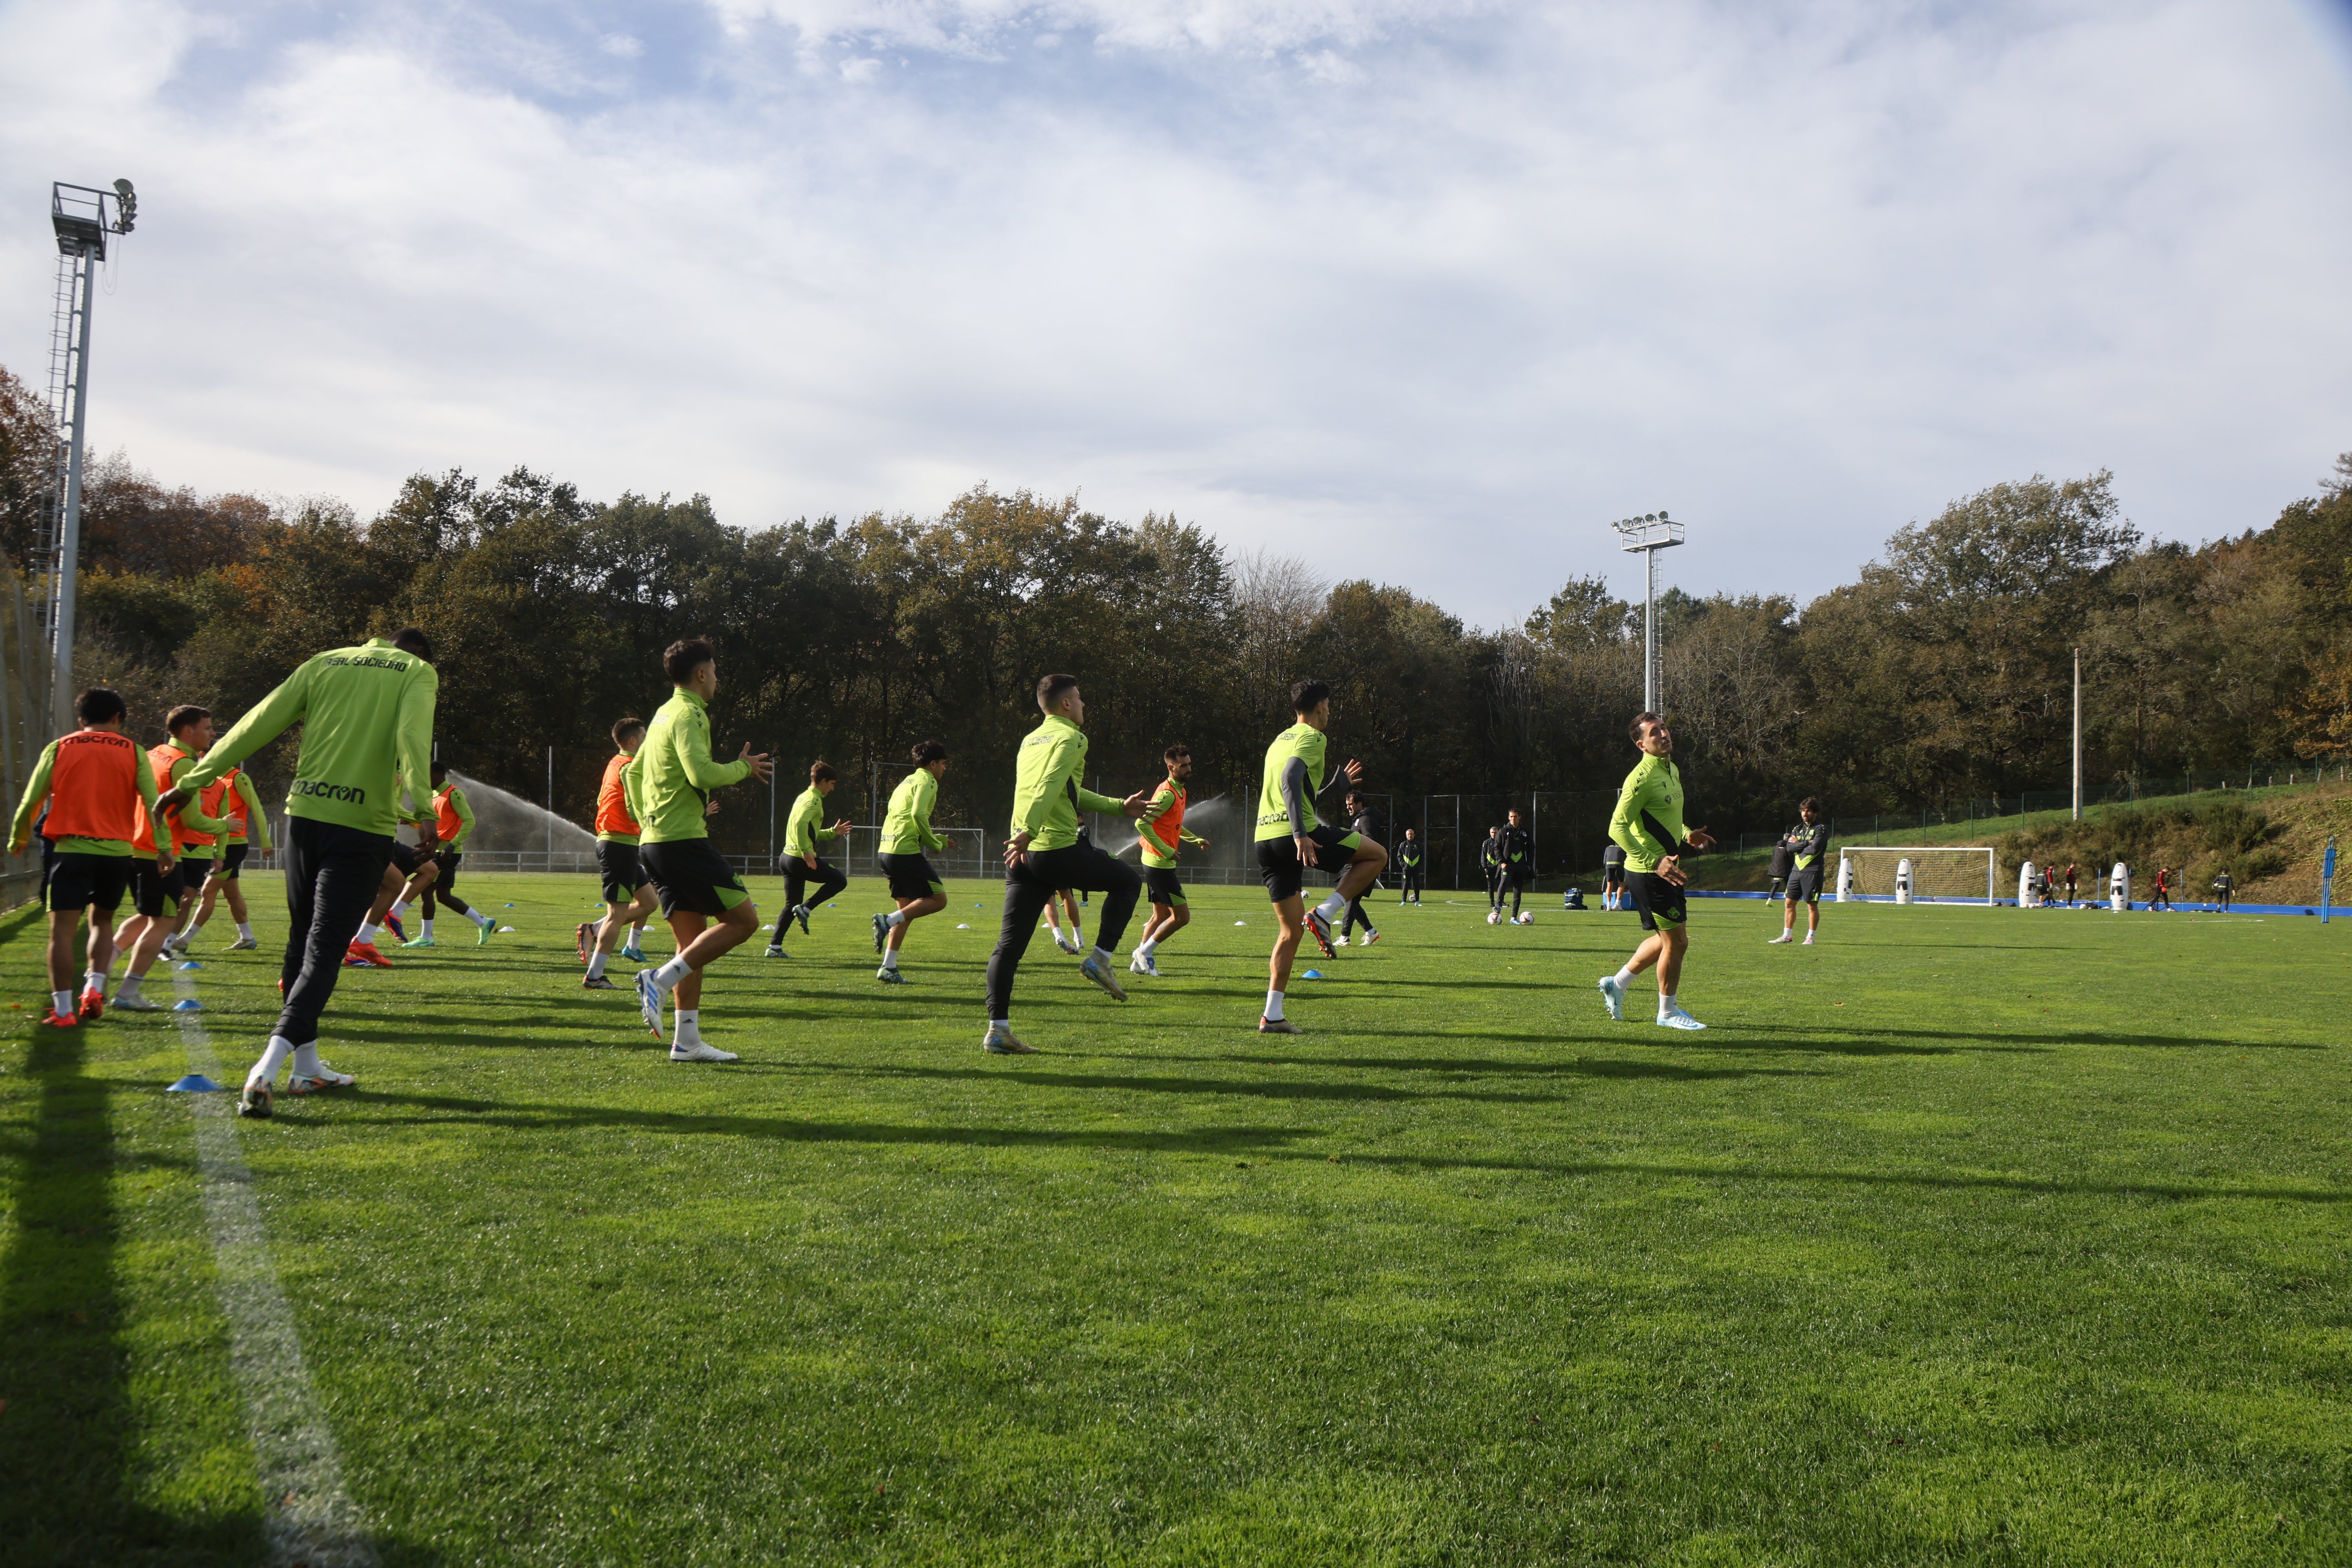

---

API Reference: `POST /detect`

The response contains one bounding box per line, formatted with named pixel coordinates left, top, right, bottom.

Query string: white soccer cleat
left=113, top=992, right=162, bottom=1012
left=982, top=1024, right=1036, bottom=1055
left=634, top=970, right=664, bottom=1038
left=1078, top=952, right=1129, bottom=1001
left=1333, top=934, right=1349, bottom=947
left=1129, top=953, right=1161, bottom=978
left=668, top=1040, right=739, bottom=1062
left=1598, top=975, right=1626, bottom=1021
left=1802, top=934, right=1816, bottom=946
left=1361, top=929, right=1381, bottom=945
left=1768, top=933, right=1793, bottom=944
left=1657, top=1008, right=1707, bottom=1031
left=287, top=1062, right=356, bottom=1094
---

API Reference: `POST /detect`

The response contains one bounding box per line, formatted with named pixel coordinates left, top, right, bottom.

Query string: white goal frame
left=1834, top=846, right=1997, bottom=905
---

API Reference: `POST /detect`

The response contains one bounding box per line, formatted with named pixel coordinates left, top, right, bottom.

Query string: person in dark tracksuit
left=1498, top=809, right=1534, bottom=921
left=1338, top=793, right=1383, bottom=944
left=1397, top=829, right=1425, bottom=904
left=1481, top=828, right=1504, bottom=915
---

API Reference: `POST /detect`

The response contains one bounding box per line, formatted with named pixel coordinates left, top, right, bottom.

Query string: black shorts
left=219, top=843, right=249, bottom=880
left=878, top=852, right=945, bottom=902
left=1603, top=863, right=1626, bottom=889
left=1786, top=867, right=1823, bottom=905
left=1143, top=866, right=1187, bottom=906
left=433, top=851, right=462, bottom=891
left=1626, top=869, right=1687, bottom=931
left=181, top=855, right=218, bottom=888
left=131, top=857, right=187, bottom=920
left=1255, top=823, right=1363, bottom=904
left=44, top=851, right=132, bottom=915
left=597, top=841, right=646, bottom=906
left=639, top=838, right=751, bottom=918
left=388, top=840, right=428, bottom=877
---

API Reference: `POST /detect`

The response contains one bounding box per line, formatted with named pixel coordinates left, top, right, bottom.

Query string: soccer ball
left=1515, top=913, right=1534, bottom=925
left=1486, top=909, right=1502, bottom=925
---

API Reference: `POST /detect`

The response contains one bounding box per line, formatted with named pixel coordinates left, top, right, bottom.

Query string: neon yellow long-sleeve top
left=636, top=688, right=748, bottom=844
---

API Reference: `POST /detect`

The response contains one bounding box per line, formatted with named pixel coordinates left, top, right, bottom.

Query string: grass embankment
left=3, top=876, right=2348, bottom=1564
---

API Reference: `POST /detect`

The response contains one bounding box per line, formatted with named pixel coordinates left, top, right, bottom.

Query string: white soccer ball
left=1486, top=909, right=1502, bottom=925
left=1516, top=913, right=1534, bottom=925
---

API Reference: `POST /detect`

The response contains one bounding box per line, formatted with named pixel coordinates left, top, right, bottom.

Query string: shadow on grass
left=762, top=1058, right=1809, bottom=1101
left=1725, top=1022, right=2321, bottom=1052
left=0, top=1025, right=267, bottom=1566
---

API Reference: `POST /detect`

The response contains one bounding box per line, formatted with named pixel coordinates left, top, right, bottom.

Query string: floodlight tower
left=42, top=178, right=136, bottom=729
left=1610, top=510, right=1684, bottom=714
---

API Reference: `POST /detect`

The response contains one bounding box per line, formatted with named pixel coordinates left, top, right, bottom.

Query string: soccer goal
left=1835, top=846, right=1997, bottom=904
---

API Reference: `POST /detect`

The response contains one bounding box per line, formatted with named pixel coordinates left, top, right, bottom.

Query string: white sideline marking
left=171, top=972, right=376, bottom=1567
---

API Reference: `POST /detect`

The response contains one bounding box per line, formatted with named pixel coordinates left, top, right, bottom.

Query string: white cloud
left=0, top=0, right=2347, bottom=628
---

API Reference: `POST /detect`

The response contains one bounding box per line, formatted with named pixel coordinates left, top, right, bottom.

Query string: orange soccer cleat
left=344, top=940, right=394, bottom=969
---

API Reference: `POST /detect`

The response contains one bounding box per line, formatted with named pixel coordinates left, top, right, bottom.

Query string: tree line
left=2, top=364, right=2346, bottom=867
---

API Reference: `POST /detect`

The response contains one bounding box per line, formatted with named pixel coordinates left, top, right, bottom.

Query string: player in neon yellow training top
left=871, top=739, right=956, bottom=983
left=768, top=760, right=853, bottom=956
left=163, top=629, right=440, bottom=1117
left=979, top=674, right=1153, bottom=1054
left=1598, top=711, right=1717, bottom=1030
left=1252, top=679, right=1387, bottom=1034
left=632, top=637, right=773, bottom=1061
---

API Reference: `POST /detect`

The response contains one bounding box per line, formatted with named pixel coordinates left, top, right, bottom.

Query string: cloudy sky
left=2, top=0, right=2348, bottom=626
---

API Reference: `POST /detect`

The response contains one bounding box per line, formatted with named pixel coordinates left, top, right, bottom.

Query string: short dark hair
left=911, top=740, right=948, bottom=766
left=165, top=704, right=210, bottom=735
left=1798, top=796, right=1821, bottom=816
left=1164, top=744, right=1191, bottom=766
left=1290, top=679, right=1330, bottom=714
left=1629, top=710, right=1663, bottom=744
left=391, top=627, right=433, bottom=662
left=1036, top=673, right=1079, bottom=711
left=664, top=637, right=715, bottom=684
left=430, top=761, right=448, bottom=783
left=810, top=760, right=838, bottom=784
left=75, top=688, right=125, bottom=725
left=613, top=717, right=646, bottom=746
left=1508, top=807, right=1522, bottom=820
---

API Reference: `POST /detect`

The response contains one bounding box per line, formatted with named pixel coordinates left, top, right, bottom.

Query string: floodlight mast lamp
left=44, top=179, right=136, bottom=730
left=1610, top=511, right=1684, bottom=713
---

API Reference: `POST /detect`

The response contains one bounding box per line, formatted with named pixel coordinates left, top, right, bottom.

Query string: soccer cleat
left=383, top=913, right=407, bottom=945
left=581, top=975, right=619, bottom=991
left=78, top=987, right=104, bottom=1021
left=401, top=933, right=436, bottom=947
left=982, top=1024, right=1036, bottom=1055
left=1802, top=934, right=1816, bottom=946
left=1657, top=1008, right=1707, bottom=1031
left=1767, top=933, right=1793, bottom=944
left=1598, top=975, right=1626, bottom=1021
left=575, top=922, right=594, bottom=963
left=40, top=1007, right=79, bottom=1029
left=345, top=941, right=393, bottom=969
left=1129, top=953, right=1161, bottom=978
left=620, top=943, right=648, bottom=963
left=225, top=936, right=258, bottom=951
left=872, top=913, right=889, bottom=954
left=793, top=904, right=811, bottom=936
left=1333, top=933, right=1349, bottom=947
left=1258, top=1016, right=1303, bottom=1034
left=237, top=1080, right=273, bottom=1118
left=876, top=967, right=909, bottom=985
left=1361, top=929, right=1381, bottom=946
left=634, top=970, right=664, bottom=1038
left=476, top=921, right=495, bottom=947
left=764, top=944, right=786, bottom=958
left=668, top=1040, right=739, bottom=1063
left=287, top=1062, right=356, bottom=1094
left=113, top=992, right=162, bottom=1013
left=1078, top=952, right=1129, bottom=1001
left=1303, top=908, right=1337, bottom=958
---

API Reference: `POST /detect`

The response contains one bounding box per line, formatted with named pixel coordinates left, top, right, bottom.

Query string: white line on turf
left=171, top=971, right=376, bottom=1568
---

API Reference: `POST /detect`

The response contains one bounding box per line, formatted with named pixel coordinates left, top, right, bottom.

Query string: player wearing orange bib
left=403, top=761, right=494, bottom=945
left=7, top=688, right=163, bottom=1026
left=1129, top=743, right=1207, bottom=978
left=182, top=764, right=271, bottom=949
left=579, top=717, right=661, bottom=989
left=109, top=706, right=229, bottom=1012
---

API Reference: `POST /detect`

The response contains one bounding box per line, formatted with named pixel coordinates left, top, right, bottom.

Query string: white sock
left=884, top=909, right=908, bottom=929
left=249, top=1035, right=295, bottom=1087
left=292, top=1042, right=323, bottom=1078
left=1091, top=946, right=1113, bottom=966
left=1613, top=965, right=1639, bottom=989
left=390, top=900, right=409, bottom=921
left=673, top=1008, right=701, bottom=1046
left=421, top=919, right=434, bottom=938
left=1264, top=989, right=1284, bottom=1021
left=881, top=949, right=898, bottom=970
left=989, top=1018, right=1011, bottom=1033
left=82, top=969, right=104, bottom=994
left=51, top=988, right=73, bottom=1014
left=1136, top=936, right=1159, bottom=958
left=356, top=922, right=377, bottom=944
left=586, top=951, right=608, bottom=979
left=118, top=973, right=143, bottom=1000
left=236, top=922, right=253, bottom=940
left=629, top=924, right=645, bottom=943
left=1315, top=890, right=1348, bottom=922
left=653, top=956, right=691, bottom=992
left=470, top=909, right=492, bottom=928
left=1659, top=993, right=1678, bottom=1016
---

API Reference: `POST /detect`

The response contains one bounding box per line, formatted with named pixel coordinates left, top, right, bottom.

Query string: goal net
left=1834, top=847, right=1996, bottom=904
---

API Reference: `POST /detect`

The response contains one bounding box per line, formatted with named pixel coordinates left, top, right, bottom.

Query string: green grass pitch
left=3, top=875, right=2348, bottom=1564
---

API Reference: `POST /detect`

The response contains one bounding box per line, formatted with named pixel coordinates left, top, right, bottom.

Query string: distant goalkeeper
left=1768, top=798, right=1828, bottom=946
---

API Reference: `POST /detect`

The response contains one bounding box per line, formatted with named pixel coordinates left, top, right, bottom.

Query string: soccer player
left=1397, top=828, right=1425, bottom=905
left=769, top=762, right=852, bottom=956
left=579, top=717, right=657, bottom=989
left=1601, top=842, right=1627, bottom=912
left=2211, top=867, right=2234, bottom=912
left=1253, top=679, right=1387, bottom=1034
left=110, top=706, right=230, bottom=1013
left=2151, top=866, right=2174, bottom=912
left=632, top=638, right=773, bottom=1060
left=873, top=740, right=956, bottom=983
left=1597, top=711, right=1717, bottom=1031
left=1768, top=797, right=1829, bottom=945
left=178, top=764, right=270, bottom=950
left=1498, top=808, right=1534, bottom=922
left=2063, top=862, right=2079, bottom=907
left=347, top=832, right=436, bottom=967
left=8, top=688, right=162, bottom=1026
left=1041, top=887, right=1086, bottom=954
left=1131, top=744, right=1207, bottom=977
left=161, top=629, right=440, bottom=1117
left=1480, top=827, right=1504, bottom=917
left=981, top=674, right=1153, bottom=1054
left=1336, top=792, right=1382, bottom=946
left=405, top=762, right=497, bottom=946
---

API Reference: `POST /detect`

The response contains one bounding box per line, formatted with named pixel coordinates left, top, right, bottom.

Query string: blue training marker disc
left=176, top=960, right=204, bottom=971
left=1303, top=969, right=1324, bottom=980
left=167, top=1073, right=221, bottom=1092
left=171, top=998, right=203, bottom=1013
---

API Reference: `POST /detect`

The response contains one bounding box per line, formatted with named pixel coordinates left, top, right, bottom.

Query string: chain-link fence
left=0, top=562, right=57, bottom=911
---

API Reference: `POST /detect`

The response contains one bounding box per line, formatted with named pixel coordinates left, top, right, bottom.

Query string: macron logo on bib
left=290, top=780, right=368, bottom=804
